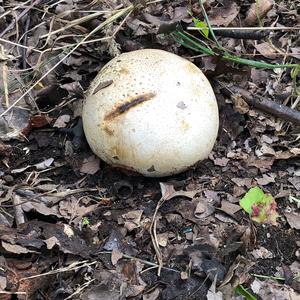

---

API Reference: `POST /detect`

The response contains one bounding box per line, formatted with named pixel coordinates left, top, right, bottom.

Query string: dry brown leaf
left=219, top=255, right=254, bottom=289
left=215, top=213, right=238, bottom=224
left=122, top=210, right=143, bottom=231
left=251, top=68, right=269, bottom=84
left=44, top=236, right=59, bottom=249
left=251, top=279, right=300, bottom=299
left=160, top=182, right=198, bottom=201
left=247, top=156, right=274, bottom=170
left=218, top=200, right=241, bottom=217
left=290, top=47, right=300, bottom=59
left=285, top=212, right=300, bottom=230
left=227, top=150, right=249, bottom=160
left=256, top=144, right=276, bottom=157
left=143, top=288, right=160, bottom=300
left=244, top=0, right=274, bottom=25
left=80, top=155, right=100, bottom=175
left=209, top=2, right=239, bottom=26
left=288, top=177, right=300, bottom=191
left=1, top=241, right=34, bottom=254
left=53, top=114, right=70, bottom=128
left=212, top=157, right=230, bottom=167
left=255, top=173, right=276, bottom=186
left=233, top=185, right=246, bottom=198
left=231, top=95, right=249, bottom=114
left=111, top=248, right=123, bottom=265
left=22, top=201, right=63, bottom=217
left=194, top=199, right=215, bottom=219
left=255, top=42, right=278, bottom=59
left=231, top=178, right=253, bottom=188
left=0, top=274, right=7, bottom=290
left=11, top=157, right=54, bottom=174
left=274, top=148, right=300, bottom=160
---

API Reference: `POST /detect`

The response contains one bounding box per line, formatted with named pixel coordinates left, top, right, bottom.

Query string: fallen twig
left=149, top=197, right=165, bottom=276
left=221, top=83, right=300, bottom=125
left=187, top=26, right=300, bottom=31
left=210, top=29, right=268, bottom=40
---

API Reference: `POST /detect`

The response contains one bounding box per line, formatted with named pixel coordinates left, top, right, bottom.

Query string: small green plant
left=82, top=217, right=90, bottom=227
left=239, top=186, right=279, bottom=225
left=291, top=64, right=300, bottom=96
left=170, top=0, right=299, bottom=94
left=171, top=30, right=298, bottom=70
left=235, top=284, right=257, bottom=300
left=192, top=17, right=209, bottom=38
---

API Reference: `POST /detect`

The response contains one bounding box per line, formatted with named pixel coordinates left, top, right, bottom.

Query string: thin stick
left=0, top=37, right=42, bottom=53
left=19, top=261, right=97, bottom=281
left=199, top=0, right=222, bottom=49
left=187, top=26, right=300, bottom=31
left=149, top=197, right=165, bottom=276
left=40, top=10, right=108, bottom=39
left=65, top=279, right=95, bottom=300
left=2, top=63, right=9, bottom=107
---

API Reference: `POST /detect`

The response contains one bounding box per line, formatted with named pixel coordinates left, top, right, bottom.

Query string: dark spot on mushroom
left=176, top=101, right=187, bottom=110
left=147, top=165, right=156, bottom=172
left=112, top=156, right=119, bottom=160
left=120, top=67, right=129, bottom=75
left=104, top=92, right=156, bottom=121
left=92, top=80, right=113, bottom=95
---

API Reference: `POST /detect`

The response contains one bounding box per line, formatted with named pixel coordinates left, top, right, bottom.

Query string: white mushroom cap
left=82, top=49, right=219, bottom=177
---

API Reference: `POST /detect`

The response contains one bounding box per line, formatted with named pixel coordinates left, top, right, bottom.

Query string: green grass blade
left=172, top=31, right=298, bottom=70
left=235, top=285, right=257, bottom=300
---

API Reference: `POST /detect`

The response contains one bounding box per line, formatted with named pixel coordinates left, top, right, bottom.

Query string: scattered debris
left=0, top=0, right=299, bottom=298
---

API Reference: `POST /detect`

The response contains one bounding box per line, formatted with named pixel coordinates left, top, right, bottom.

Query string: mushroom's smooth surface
left=82, top=49, right=219, bottom=177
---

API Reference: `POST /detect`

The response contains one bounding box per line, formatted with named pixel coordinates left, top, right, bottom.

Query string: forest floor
left=0, top=0, right=300, bottom=299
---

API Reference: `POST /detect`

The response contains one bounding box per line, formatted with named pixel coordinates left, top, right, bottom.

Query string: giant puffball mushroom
left=82, top=49, right=219, bottom=177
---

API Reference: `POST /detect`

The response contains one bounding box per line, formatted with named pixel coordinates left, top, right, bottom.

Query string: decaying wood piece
left=228, top=85, right=300, bottom=125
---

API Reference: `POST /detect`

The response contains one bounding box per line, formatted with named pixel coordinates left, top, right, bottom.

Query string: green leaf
left=235, top=284, right=257, bottom=300
left=240, top=186, right=264, bottom=214
left=192, top=17, right=209, bottom=38
left=82, top=217, right=90, bottom=226
left=240, top=186, right=279, bottom=225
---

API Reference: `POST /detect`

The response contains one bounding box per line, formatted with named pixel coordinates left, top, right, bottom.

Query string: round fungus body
left=82, top=49, right=219, bottom=177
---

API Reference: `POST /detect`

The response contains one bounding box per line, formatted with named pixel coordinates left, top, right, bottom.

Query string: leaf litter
left=0, top=0, right=300, bottom=299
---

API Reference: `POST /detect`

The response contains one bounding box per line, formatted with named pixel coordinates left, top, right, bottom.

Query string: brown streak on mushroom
left=104, top=92, right=156, bottom=121
left=103, top=125, right=114, bottom=136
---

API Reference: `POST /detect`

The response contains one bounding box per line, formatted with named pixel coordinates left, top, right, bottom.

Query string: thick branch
left=229, top=86, right=300, bottom=125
